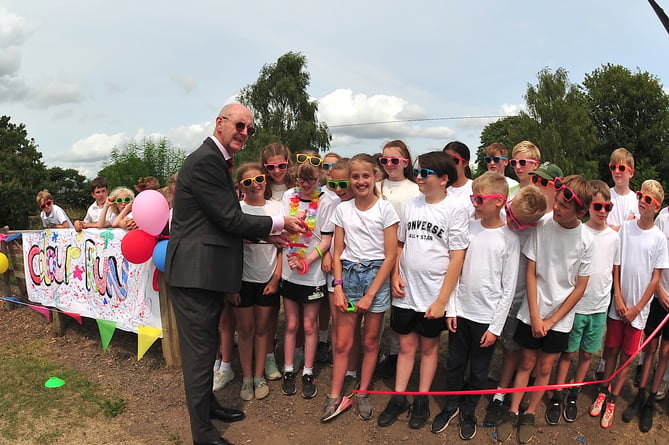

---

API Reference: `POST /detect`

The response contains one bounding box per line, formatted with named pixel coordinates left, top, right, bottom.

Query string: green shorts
left=565, top=312, right=607, bottom=354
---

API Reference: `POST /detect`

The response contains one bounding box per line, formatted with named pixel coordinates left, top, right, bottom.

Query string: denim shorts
left=342, top=259, right=390, bottom=313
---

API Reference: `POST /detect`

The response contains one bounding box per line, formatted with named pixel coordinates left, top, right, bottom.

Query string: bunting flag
left=63, top=312, right=83, bottom=325
left=1, top=296, right=22, bottom=304
left=96, top=319, right=117, bottom=353
left=28, top=304, right=52, bottom=322
left=137, top=325, right=163, bottom=361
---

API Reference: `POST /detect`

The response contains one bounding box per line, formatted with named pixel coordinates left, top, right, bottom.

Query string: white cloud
left=501, top=103, right=525, bottom=115
left=171, top=73, right=198, bottom=94
left=29, top=80, right=84, bottom=108
left=167, top=121, right=213, bottom=152
left=65, top=132, right=128, bottom=162
left=318, top=88, right=454, bottom=142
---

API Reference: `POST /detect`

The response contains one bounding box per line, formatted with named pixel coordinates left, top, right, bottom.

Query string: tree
left=582, top=64, right=669, bottom=191
left=0, top=116, right=46, bottom=229
left=97, top=137, right=186, bottom=190
left=44, top=166, right=89, bottom=211
left=236, top=52, right=331, bottom=165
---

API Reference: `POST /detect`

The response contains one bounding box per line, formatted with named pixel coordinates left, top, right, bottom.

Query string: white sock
left=303, top=367, right=314, bottom=376
left=214, top=359, right=221, bottom=371
left=266, top=352, right=275, bottom=359
left=318, top=329, right=329, bottom=343
left=493, top=390, right=505, bottom=403
left=346, top=370, right=357, bottom=378
left=284, top=364, right=294, bottom=373
left=596, top=359, right=606, bottom=373
left=220, top=361, right=232, bottom=372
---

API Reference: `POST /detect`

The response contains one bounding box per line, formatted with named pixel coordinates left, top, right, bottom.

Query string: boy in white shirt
left=74, top=176, right=114, bottom=231
left=36, top=189, right=72, bottom=229
left=483, top=143, right=518, bottom=197
left=550, top=180, right=620, bottom=424
left=607, top=147, right=639, bottom=231
left=497, top=175, right=593, bottom=444
left=591, top=180, right=669, bottom=430
left=434, top=172, right=519, bottom=440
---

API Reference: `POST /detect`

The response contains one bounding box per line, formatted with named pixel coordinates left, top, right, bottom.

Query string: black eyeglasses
left=221, top=116, right=255, bottom=136
left=413, top=168, right=437, bottom=179
left=592, top=202, right=614, bottom=212
left=327, top=180, right=350, bottom=190
left=240, top=174, right=266, bottom=187
left=264, top=162, right=288, bottom=171
left=114, top=197, right=133, bottom=204
left=297, top=177, right=318, bottom=185
left=484, top=156, right=507, bottom=164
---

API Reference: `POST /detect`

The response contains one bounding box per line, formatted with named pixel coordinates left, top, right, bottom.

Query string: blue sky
left=2, top=1, right=668, bottom=178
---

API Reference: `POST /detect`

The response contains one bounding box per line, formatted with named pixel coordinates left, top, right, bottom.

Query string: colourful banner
left=22, top=229, right=162, bottom=334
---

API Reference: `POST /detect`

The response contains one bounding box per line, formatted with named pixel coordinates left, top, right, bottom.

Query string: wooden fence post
left=158, top=273, right=181, bottom=367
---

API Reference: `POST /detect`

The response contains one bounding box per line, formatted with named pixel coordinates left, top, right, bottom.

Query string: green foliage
left=97, top=397, right=126, bottom=417
left=97, top=137, right=186, bottom=190
left=44, top=166, right=90, bottom=211
left=237, top=51, right=331, bottom=165
left=0, top=116, right=46, bottom=229
left=168, top=433, right=184, bottom=445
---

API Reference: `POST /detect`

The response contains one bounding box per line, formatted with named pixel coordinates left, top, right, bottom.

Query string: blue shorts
left=342, top=259, right=390, bottom=314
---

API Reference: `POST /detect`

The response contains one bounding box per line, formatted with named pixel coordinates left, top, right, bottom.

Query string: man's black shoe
left=210, top=407, right=245, bottom=423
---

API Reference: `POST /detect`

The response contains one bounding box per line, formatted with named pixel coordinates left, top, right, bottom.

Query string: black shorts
left=513, top=321, right=569, bottom=354
left=281, top=280, right=325, bottom=305
left=231, top=280, right=280, bottom=308
left=644, top=298, right=669, bottom=339
left=390, top=306, right=445, bottom=339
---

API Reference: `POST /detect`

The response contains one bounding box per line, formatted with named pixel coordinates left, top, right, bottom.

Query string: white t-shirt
left=608, top=188, right=639, bottom=228
left=241, top=200, right=281, bottom=283
left=40, top=204, right=73, bottom=228
left=518, top=217, right=594, bottom=333
left=509, top=226, right=535, bottom=316
left=84, top=202, right=116, bottom=226
left=270, top=183, right=288, bottom=201
left=452, top=220, right=520, bottom=336
left=395, top=195, right=469, bottom=312
left=574, top=225, right=620, bottom=314
left=447, top=179, right=474, bottom=217
left=280, top=188, right=338, bottom=287
left=505, top=177, right=520, bottom=198
left=378, top=179, right=420, bottom=224
left=609, top=220, right=669, bottom=329
left=655, top=211, right=669, bottom=299
left=331, top=198, right=399, bottom=263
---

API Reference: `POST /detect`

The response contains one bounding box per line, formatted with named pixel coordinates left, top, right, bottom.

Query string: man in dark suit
left=166, top=103, right=304, bottom=445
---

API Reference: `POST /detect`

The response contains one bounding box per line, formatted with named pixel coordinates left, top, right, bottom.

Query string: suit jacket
left=165, top=137, right=273, bottom=292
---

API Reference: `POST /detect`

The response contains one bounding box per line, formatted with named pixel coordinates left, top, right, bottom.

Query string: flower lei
left=288, top=187, right=320, bottom=260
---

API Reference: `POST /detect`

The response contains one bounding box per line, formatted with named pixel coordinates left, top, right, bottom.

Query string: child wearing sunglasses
left=109, top=187, right=138, bottom=230
left=261, top=142, right=296, bottom=203
left=509, top=140, right=541, bottom=192
left=497, top=175, right=594, bottom=444
left=485, top=186, right=547, bottom=428
left=607, top=147, right=639, bottom=232
left=430, top=172, right=517, bottom=440
left=528, top=162, right=563, bottom=212
left=219, top=163, right=282, bottom=402
left=549, top=180, right=620, bottom=424
left=593, top=180, right=669, bottom=430
left=280, top=156, right=337, bottom=400
left=376, top=140, right=419, bottom=378
left=443, top=141, right=474, bottom=215
left=483, top=142, right=518, bottom=197
left=36, top=189, right=73, bottom=229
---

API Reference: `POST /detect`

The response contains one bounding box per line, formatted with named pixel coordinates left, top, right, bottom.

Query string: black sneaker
left=639, top=402, right=655, bottom=432
left=316, top=341, right=330, bottom=364
left=409, top=395, right=430, bottom=429
left=430, top=406, right=459, bottom=434
left=377, top=395, right=409, bottom=427
left=483, top=398, right=504, bottom=427
left=459, top=412, right=477, bottom=440
left=281, top=371, right=296, bottom=396
left=563, top=396, right=578, bottom=422
left=545, top=397, right=562, bottom=425
left=302, top=374, right=317, bottom=399
left=377, top=354, right=398, bottom=378
left=622, top=391, right=645, bottom=423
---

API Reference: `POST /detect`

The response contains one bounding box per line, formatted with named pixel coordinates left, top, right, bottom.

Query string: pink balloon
left=132, top=190, right=169, bottom=236
left=121, top=230, right=157, bottom=264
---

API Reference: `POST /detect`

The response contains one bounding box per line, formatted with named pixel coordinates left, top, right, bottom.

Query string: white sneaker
left=656, top=380, right=669, bottom=401
left=213, top=369, right=235, bottom=391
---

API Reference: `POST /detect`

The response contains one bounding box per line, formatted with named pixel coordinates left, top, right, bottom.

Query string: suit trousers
left=169, top=285, right=226, bottom=442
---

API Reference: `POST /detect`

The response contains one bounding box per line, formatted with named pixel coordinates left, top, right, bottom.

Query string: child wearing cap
left=497, top=175, right=594, bottom=444
left=528, top=162, right=563, bottom=214
left=591, top=180, right=669, bottom=430
left=550, top=180, right=620, bottom=424
left=483, top=143, right=518, bottom=197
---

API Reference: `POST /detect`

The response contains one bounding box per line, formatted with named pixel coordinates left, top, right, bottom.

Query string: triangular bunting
left=96, top=319, right=117, bottom=353
left=28, top=305, right=51, bottom=322
left=1, top=296, right=22, bottom=304
left=63, top=312, right=83, bottom=325
left=137, top=325, right=163, bottom=361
